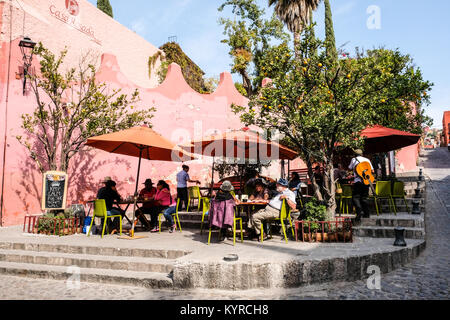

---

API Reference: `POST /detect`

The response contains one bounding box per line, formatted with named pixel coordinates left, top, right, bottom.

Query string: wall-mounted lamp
left=18, top=36, right=36, bottom=95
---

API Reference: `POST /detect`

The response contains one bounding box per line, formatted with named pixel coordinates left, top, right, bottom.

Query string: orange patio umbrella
left=182, top=127, right=298, bottom=161
left=86, top=126, right=196, bottom=238
left=181, top=128, right=299, bottom=194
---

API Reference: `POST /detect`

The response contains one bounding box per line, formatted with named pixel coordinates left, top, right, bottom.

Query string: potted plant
left=302, top=198, right=327, bottom=242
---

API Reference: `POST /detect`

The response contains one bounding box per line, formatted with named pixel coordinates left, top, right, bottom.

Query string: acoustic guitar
left=355, top=161, right=376, bottom=193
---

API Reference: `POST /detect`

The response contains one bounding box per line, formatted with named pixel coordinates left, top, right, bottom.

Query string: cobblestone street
left=0, top=149, right=448, bottom=300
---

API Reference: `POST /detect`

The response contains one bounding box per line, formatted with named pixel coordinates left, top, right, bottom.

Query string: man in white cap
left=348, top=149, right=374, bottom=222
left=247, top=178, right=296, bottom=241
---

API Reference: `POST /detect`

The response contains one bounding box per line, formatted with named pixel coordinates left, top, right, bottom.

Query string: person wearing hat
left=208, top=181, right=240, bottom=241
left=135, top=179, right=157, bottom=230
left=247, top=178, right=296, bottom=241
left=348, top=149, right=374, bottom=222
left=96, top=178, right=124, bottom=233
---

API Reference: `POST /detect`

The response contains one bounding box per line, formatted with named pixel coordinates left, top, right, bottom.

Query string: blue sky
left=88, top=0, right=450, bottom=128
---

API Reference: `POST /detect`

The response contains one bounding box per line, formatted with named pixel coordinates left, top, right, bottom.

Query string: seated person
left=313, top=166, right=324, bottom=190
left=209, top=181, right=240, bottom=241
left=136, top=179, right=157, bottom=229
left=149, top=181, right=173, bottom=233
left=96, top=178, right=124, bottom=233
left=288, top=172, right=301, bottom=190
left=247, top=178, right=296, bottom=241
left=333, top=163, right=348, bottom=184
left=249, top=179, right=270, bottom=201
left=162, top=194, right=178, bottom=233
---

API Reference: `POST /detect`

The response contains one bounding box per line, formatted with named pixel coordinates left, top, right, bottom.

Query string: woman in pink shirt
left=149, top=180, right=174, bottom=232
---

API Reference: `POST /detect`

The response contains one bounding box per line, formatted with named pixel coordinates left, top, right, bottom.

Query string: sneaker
left=150, top=227, right=159, bottom=233
left=169, top=225, right=176, bottom=233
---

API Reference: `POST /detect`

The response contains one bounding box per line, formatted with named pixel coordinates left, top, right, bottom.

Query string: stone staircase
left=353, top=213, right=425, bottom=240
left=0, top=241, right=189, bottom=288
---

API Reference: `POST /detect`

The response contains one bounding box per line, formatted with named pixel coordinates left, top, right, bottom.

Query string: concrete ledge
left=172, top=239, right=426, bottom=290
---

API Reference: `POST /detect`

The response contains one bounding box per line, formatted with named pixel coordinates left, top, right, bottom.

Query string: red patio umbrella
left=361, top=125, right=421, bottom=154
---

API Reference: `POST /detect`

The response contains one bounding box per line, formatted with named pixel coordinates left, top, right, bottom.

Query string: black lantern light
left=18, top=36, right=36, bottom=95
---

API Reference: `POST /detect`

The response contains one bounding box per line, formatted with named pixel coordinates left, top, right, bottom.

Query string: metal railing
left=23, top=215, right=81, bottom=236
left=295, top=217, right=353, bottom=243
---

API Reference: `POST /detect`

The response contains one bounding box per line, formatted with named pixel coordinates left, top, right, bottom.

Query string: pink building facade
left=0, top=0, right=259, bottom=226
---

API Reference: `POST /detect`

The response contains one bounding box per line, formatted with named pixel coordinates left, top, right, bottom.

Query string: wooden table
left=236, top=201, right=269, bottom=219
left=87, top=199, right=155, bottom=228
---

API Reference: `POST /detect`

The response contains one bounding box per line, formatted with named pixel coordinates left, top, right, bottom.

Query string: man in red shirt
left=136, top=179, right=157, bottom=229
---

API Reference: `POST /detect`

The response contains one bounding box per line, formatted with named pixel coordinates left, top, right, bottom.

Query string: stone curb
left=172, top=240, right=426, bottom=290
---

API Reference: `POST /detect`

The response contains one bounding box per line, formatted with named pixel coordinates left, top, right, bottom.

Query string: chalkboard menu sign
left=41, top=171, right=68, bottom=211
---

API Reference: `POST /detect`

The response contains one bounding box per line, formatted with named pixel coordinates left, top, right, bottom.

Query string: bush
left=304, top=198, right=327, bottom=232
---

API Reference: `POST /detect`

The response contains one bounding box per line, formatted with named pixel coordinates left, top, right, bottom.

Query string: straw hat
left=102, top=176, right=112, bottom=183
left=355, top=149, right=364, bottom=156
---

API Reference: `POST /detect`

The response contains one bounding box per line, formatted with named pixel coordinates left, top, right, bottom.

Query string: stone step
left=0, top=261, right=173, bottom=288
left=0, top=241, right=188, bottom=259
left=353, top=226, right=425, bottom=239
left=0, top=249, right=175, bottom=273
left=360, top=215, right=424, bottom=228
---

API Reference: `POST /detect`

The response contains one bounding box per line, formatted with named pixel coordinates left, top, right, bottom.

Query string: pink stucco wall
left=1, top=0, right=276, bottom=226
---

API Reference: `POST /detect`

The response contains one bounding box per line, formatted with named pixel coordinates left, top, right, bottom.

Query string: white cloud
left=334, top=1, right=357, bottom=16
left=130, top=18, right=147, bottom=36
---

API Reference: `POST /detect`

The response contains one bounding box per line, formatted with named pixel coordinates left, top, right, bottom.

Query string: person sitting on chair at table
left=247, top=178, right=296, bottom=242
left=136, top=179, right=157, bottom=230
left=249, top=179, right=270, bottom=201
left=149, top=180, right=173, bottom=233
left=288, top=172, right=302, bottom=191
left=209, top=181, right=240, bottom=241
left=97, top=178, right=124, bottom=234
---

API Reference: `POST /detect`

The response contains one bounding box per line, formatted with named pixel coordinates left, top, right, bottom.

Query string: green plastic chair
left=392, top=181, right=410, bottom=213
left=187, top=186, right=207, bottom=212
left=339, top=185, right=353, bottom=215
left=208, top=203, right=243, bottom=246
left=261, top=199, right=295, bottom=244
left=373, top=181, right=397, bottom=215
left=158, top=198, right=182, bottom=233
left=88, top=199, right=122, bottom=238
left=200, top=197, right=210, bottom=234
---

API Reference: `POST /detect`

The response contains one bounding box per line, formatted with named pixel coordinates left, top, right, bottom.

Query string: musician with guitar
left=348, top=149, right=375, bottom=222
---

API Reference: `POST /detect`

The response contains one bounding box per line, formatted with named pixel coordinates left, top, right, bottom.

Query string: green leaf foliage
left=231, top=26, right=433, bottom=214
left=97, top=0, right=113, bottom=18
left=17, top=43, right=155, bottom=173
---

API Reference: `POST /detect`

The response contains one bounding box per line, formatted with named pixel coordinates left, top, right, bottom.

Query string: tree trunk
left=294, top=32, right=301, bottom=61
left=323, top=161, right=336, bottom=219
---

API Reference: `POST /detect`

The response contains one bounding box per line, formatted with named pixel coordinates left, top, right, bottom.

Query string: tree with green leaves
left=268, top=0, right=321, bottom=59
left=324, top=0, right=338, bottom=62
left=231, top=28, right=433, bottom=216
left=219, top=0, right=289, bottom=97
left=17, top=43, right=154, bottom=173
left=97, top=0, right=113, bottom=18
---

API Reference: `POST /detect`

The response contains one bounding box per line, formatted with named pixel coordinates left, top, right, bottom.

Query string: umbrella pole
left=209, top=157, right=215, bottom=198
left=130, top=148, right=143, bottom=237
left=119, top=147, right=148, bottom=240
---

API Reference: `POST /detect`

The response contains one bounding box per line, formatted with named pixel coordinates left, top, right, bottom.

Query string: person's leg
left=177, top=188, right=188, bottom=210
left=352, top=183, right=363, bottom=221
left=361, top=185, right=370, bottom=217
left=163, top=206, right=176, bottom=226
left=108, top=208, right=122, bottom=232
